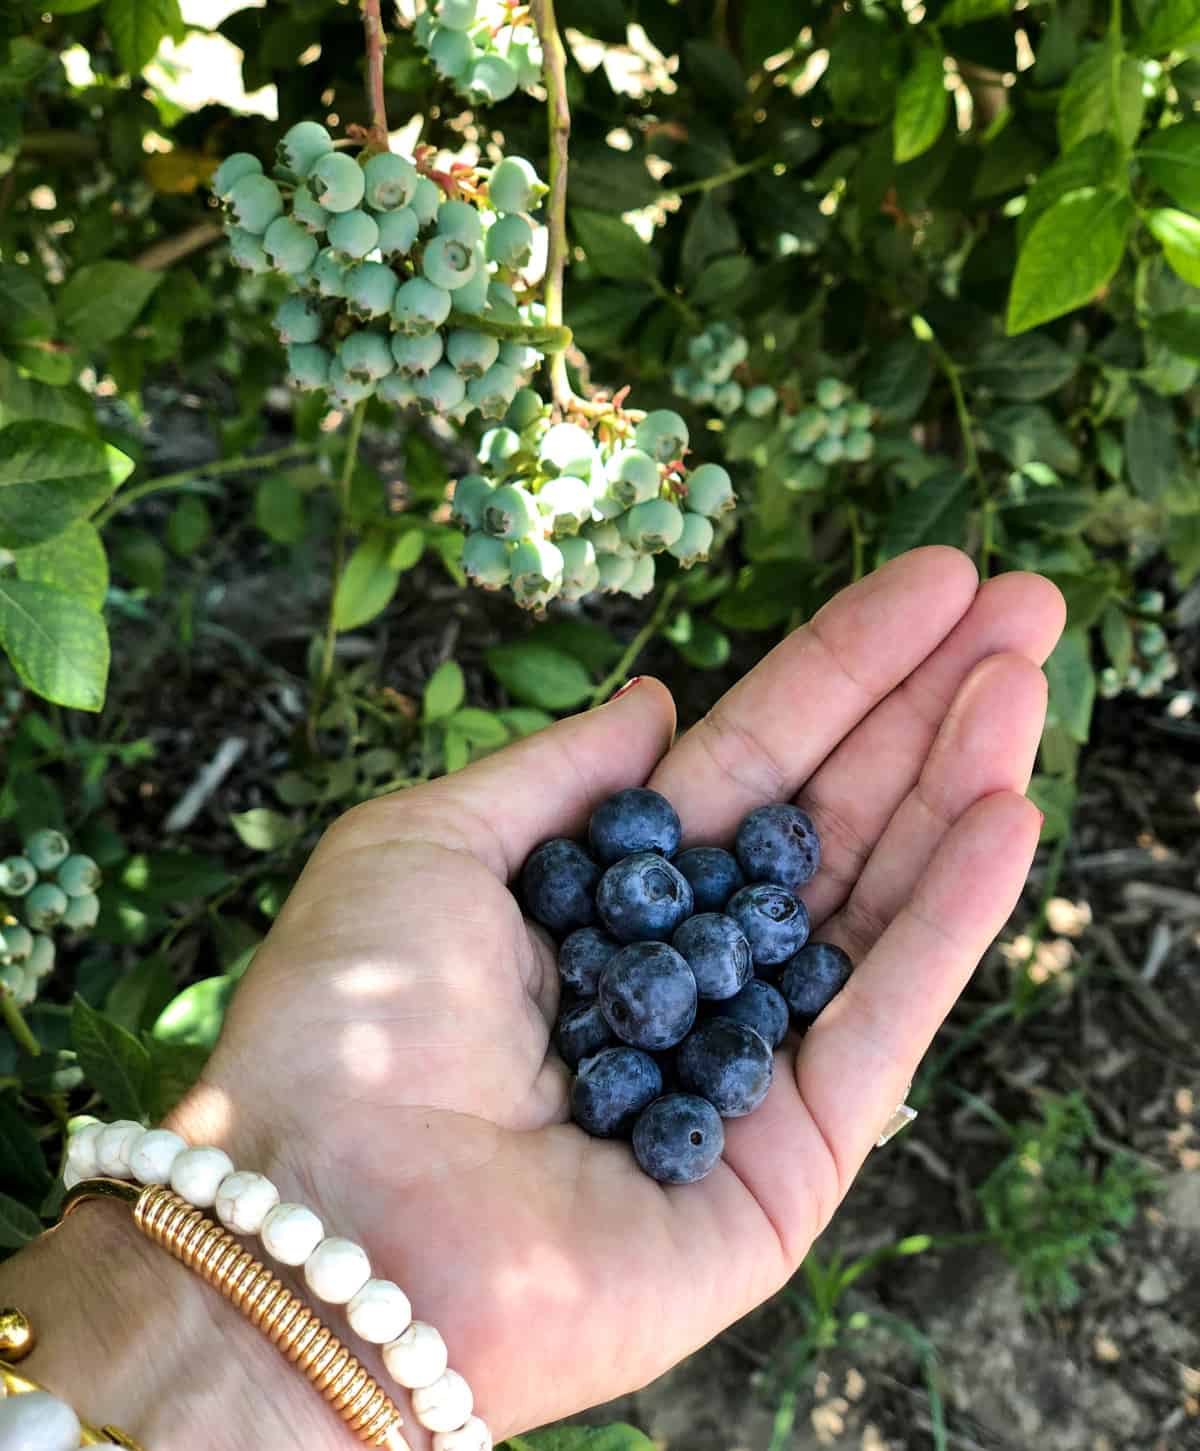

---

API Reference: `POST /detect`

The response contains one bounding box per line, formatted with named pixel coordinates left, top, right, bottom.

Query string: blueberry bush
left=0, top=0, right=1196, bottom=1440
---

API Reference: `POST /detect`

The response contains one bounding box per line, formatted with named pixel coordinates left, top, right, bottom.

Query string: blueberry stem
left=588, top=578, right=680, bottom=707
left=93, top=443, right=316, bottom=528
left=445, top=309, right=571, bottom=350
left=530, top=0, right=573, bottom=414
left=361, top=0, right=391, bottom=154
left=0, top=993, right=39, bottom=1059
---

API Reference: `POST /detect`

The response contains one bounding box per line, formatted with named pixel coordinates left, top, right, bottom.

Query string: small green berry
left=227, top=227, right=272, bottom=274
left=713, top=380, right=743, bottom=416
left=392, top=277, right=453, bottom=335
left=483, top=484, right=539, bottom=539
left=309, top=247, right=349, bottom=297
left=824, top=407, right=848, bottom=438
left=338, top=331, right=394, bottom=382
left=558, top=536, right=600, bottom=601
left=486, top=213, right=534, bottom=269
left=436, top=0, right=476, bottom=30
left=447, top=329, right=500, bottom=378
left=623, top=553, right=657, bottom=599
left=290, top=187, right=331, bottom=235
left=428, top=25, right=476, bottom=80
left=510, top=537, right=564, bottom=609
left=467, top=53, right=519, bottom=103
left=436, top=200, right=484, bottom=245
left=344, top=261, right=399, bottom=319
left=227, top=174, right=284, bottom=235
left=23, top=881, right=68, bottom=931
left=309, top=152, right=366, bottom=213
left=479, top=427, right=521, bottom=467
left=411, top=176, right=442, bottom=228
left=2, top=925, right=32, bottom=962
left=363, top=151, right=419, bottom=211
left=685, top=463, right=735, bottom=518
left=57, top=854, right=101, bottom=897
left=376, top=207, right=420, bottom=258
left=414, top=362, right=468, bottom=413
left=609, top=449, right=660, bottom=507
left=391, top=331, right=445, bottom=378
left=465, top=362, right=521, bottom=419
left=668, top=512, right=714, bottom=567
left=278, top=120, right=333, bottom=177
left=327, top=209, right=380, bottom=261
left=744, top=384, right=777, bottom=418
left=488, top=156, right=543, bottom=214
left=539, top=422, right=595, bottom=479
left=286, top=343, right=332, bottom=391
left=377, top=373, right=419, bottom=406
left=814, top=435, right=844, bottom=465
left=273, top=294, right=323, bottom=345
left=25, top=829, right=69, bottom=872
left=623, top=498, right=685, bottom=553
left=596, top=551, right=634, bottom=593
left=634, top=409, right=689, bottom=465
left=423, top=234, right=479, bottom=291
left=263, top=215, right=318, bottom=274
left=462, top=531, right=512, bottom=589
left=62, top=892, right=100, bottom=932
left=847, top=401, right=873, bottom=429
left=504, top=387, right=543, bottom=433
left=328, top=358, right=377, bottom=406
left=843, top=429, right=874, bottom=462
left=816, top=376, right=850, bottom=410
left=0, top=857, right=36, bottom=896
left=451, top=473, right=493, bottom=529
left=213, top=152, right=262, bottom=201
left=27, top=934, right=54, bottom=979
left=538, top=474, right=593, bottom=535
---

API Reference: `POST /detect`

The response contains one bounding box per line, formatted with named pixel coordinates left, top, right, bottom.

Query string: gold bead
left=0, top=1309, right=35, bottom=1363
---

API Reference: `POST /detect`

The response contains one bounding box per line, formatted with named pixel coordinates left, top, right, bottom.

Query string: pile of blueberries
left=520, top=789, right=853, bottom=1184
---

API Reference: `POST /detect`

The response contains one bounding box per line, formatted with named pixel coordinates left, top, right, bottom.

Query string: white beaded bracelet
left=63, top=1119, right=491, bottom=1449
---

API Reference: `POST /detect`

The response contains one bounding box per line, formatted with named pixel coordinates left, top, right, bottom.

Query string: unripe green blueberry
left=422, top=234, right=479, bottom=292
left=676, top=367, right=715, bottom=406
left=376, top=207, right=420, bottom=259
left=363, top=152, right=419, bottom=211
left=391, top=331, right=444, bottom=377
left=466, top=363, right=521, bottom=419
left=504, top=387, right=543, bottom=433
left=447, top=328, right=500, bottom=378
left=286, top=342, right=332, bottom=391
left=1138, top=623, right=1169, bottom=657
left=596, top=551, right=634, bottom=593
left=392, top=277, right=453, bottom=334
left=623, top=553, right=657, bottom=599
left=377, top=373, right=419, bottom=406
left=227, top=227, right=272, bottom=274
left=344, top=261, right=398, bottom=319
left=744, top=384, right=777, bottom=418
left=1098, top=665, right=1122, bottom=698
left=698, top=349, right=736, bottom=385
left=824, top=407, right=848, bottom=438
left=436, top=199, right=484, bottom=245
left=2, top=925, right=32, bottom=963
left=847, top=401, right=873, bottom=430
left=488, top=156, right=543, bottom=214
left=713, top=380, right=743, bottom=416
left=411, top=176, right=442, bottom=228
left=487, top=280, right=521, bottom=323
left=608, top=448, right=660, bottom=507
left=583, top=519, right=623, bottom=554
left=668, top=511, right=714, bottom=567
left=62, top=891, right=100, bottom=931
left=437, top=0, right=476, bottom=30
left=558, top=536, right=600, bottom=601
left=484, top=483, right=539, bottom=539
left=814, top=435, right=844, bottom=465
left=486, top=213, right=533, bottom=269
left=634, top=409, right=689, bottom=464
left=467, top=53, right=519, bottom=103
left=479, top=427, right=521, bottom=468
left=1135, top=589, right=1165, bottom=612
left=327, top=209, right=380, bottom=260
left=509, top=36, right=544, bottom=89
left=289, top=186, right=331, bottom=236
left=623, top=498, right=684, bottom=553
left=25, top=829, right=69, bottom=872
left=263, top=216, right=318, bottom=275
left=273, top=294, right=323, bottom=344
left=539, top=422, right=595, bottom=479
left=450, top=257, right=489, bottom=315
left=414, top=362, right=468, bottom=413
left=23, top=881, right=68, bottom=931
left=684, top=463, right=735, bottom=518
left=843, top=429, right=874, bottom=462
left=498, top=338, right=538, bottom=373
left=689, top=331, right=718, bottom=364
left=1, top=857, right=36, bottom=896
left=227, top=174, right=284, bottom=235
left=428, top=25, right=476, bottom=80
left=278, top=120, right=333, bottom=177
left=816, top=376, right=850, bottom=410
left=309, top=152, right=366, bottom=213
left=57, top=854, right=101, bottom=897
left=451, top=473, right=493, bottom=529
left=25, top=934, right=52, bottom=979
left=538, top=474, right=593, bottom=535
left=0, top=963, right=23, bottom=998
left=328, top=358, right=377, bottom=405
left=511, top=537, right=564, bottom=609
left=788, top=407, right=827, bottom=451
left=308, top=247, right=348, bottom=297
left=339, top=331, right=395, bottom=382
left=462, top=531, right=512, bottom=589
left=213, top=152, right=262, bottom=201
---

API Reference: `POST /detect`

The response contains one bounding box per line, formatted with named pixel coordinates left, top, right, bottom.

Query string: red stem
left=362, top=0, right=389, bottom=151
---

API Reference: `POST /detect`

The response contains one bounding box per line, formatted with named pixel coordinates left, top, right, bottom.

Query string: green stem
left=1109, top=0, right=1127, bottom=156
left=445, top=310, right=571, bottom=349
left=1, top=994, right=40, bottom=1058
left=649, top=276, right=701, bottom=330
left=94, top=444, right=315, bottom=528
left=588, top=580, right=680, bottom=707
left=924, top=324, right=990, bottom=576
left=531, top=0, right=574, bottom=412
left=310, top=400, right=368, bottom=735
left=660, top=154, right=774, bottom=201
left=845, top=502, right=864, bottom=582
left=362, top=0, right=390, bottom=153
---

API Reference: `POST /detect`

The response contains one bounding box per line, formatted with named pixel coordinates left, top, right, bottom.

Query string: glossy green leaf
left=59, top=261, right=162, bottom=348
left=102, top=0, right=180, bottom=74
left=0, top=264, right=54, bottom=343
left=880, top=471, right=971, bottom=559
left=1018, top=133, right=1123, bottom=247
left=486, top=641, right=593, bottom=711
left=570, top=210, right=659, bottom=282
left=860, top=337, right=934, bottom=421
left=333, top=531, right=402, bottom=631
left=70, top=994, right=151, bottom=1121
left=1123, top=389, right=1179, bottom=501
left=963, top=334, right=1078, bottom=399
left=1138, top=0, right=1200, bottom=52
left=1145, top=207, right=1200, bottom=287
left=1006, top=188, right=1133, bottom=334
left=1149, top=307, right=1200, bottom=359
left=0, top=1094, right=51, bottom=1197
left=230, top=808, right=300, bottom=851
left=12, top=518, right=108, bottom=611
left=0, top=578, right=109, bottom=710
left=423, top=660, right=466, bottom=722
left=0, top=1190, right=43, bottom=1248
left=983, top=404, right=1081, bottom=474
left=1139, top=121, right=1200, bottom=211
left=152, top=976, right=236, bottom=1049
left=166, top=495, right=212, bottom=556
left=255, top=473, right=308, bottom=543
left=447, top=707, right=509, bottom=747
left=894, top=41, right=947, bottom=163
left=1057, top=47, right=1144, bottom=155
left=940, top=0, right=1009, bottom=19
left=1043, top=629, right=1096, bottom=743
left=0, top=422, right=133, bottom=549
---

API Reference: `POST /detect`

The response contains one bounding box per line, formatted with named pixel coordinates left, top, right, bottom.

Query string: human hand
left=172, top=546, right=1064, bottom=1445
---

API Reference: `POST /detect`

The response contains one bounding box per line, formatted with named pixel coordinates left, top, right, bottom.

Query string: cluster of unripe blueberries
left=671, top=321, right=779, bottom=422
left=1098, top=590, right=1179, bottom=700
left=415, top=0, right=543, bottom=104
left=784, top=376, right=876, bottom=468
left=214, top=123, right=549, bottom=419
left=0, top=830, right=102, bottom=1008
left=520, top=789, right=852, bottom=1184
left=452, top=404, right=736, bottom=607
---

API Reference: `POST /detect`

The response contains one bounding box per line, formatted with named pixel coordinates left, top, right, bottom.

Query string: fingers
left=797, top=790, right=1043, bottom=1202
left=315, top=677, right=677, bottom=880
left=826, top=652, right=1048, bottom=958
left=797, top=571, right=1064, bottom=919
left=647, top=548, right=980, bottom=842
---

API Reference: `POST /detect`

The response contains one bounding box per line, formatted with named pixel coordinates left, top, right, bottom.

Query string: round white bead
left=383, top=1320, right=448, bottom=1389
left=260, top=1202, right=324, bottom=1266
left=412, top=1370, right=473, bottom=1434
left=0, top=1389, right=81, bottom=1451
left=168, top=1145, right=234, bottom=1208
left=62, top=1163, right=85, bottom=1191
left=433, top=1415, right=493, bottom=1451
left=303, top=1236, right=371, bottom=1305
left=128, top=1129, right=187, bottom=1185
left=95, top=1119, right=143, bottom=1177
left=64, top=1119, right=103, bottom=1179
left=215, top=1171, right=280, bottom=1235
left=347, top=1279, right=412, bottom=1344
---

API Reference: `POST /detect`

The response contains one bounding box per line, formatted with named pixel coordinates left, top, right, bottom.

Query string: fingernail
left=609, top=676, right=642, bottom=702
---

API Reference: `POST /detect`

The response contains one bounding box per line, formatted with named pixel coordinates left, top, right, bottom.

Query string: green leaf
left=102, top=0, right=180, bottom=73
left=1145, top=207, right=1200, bottom=287
left=486, top=641, right=593, bottom=711
left=940, top=0, right=1009, bottom=20
left=503, top=1425, right=656, bottom=1451
left=332, top=531, right=402, bottom=631
left=70, top=993, right=151, bottom=1120
left=689, top=255, right=753, bottom=308
left=0, top=264, right=54, bottom=343
left=741, top=0, right=803, bottom=68
left=894, top=41, right=947, bottom=164
left=1018, top=133, right=1123, bottom=247
left=1138, top=0, right=1200, bottom=52
left=880, top=471, right=971, bottom=560
left=683, top=41, right=746, bottom=105
left=1006, top=187, right=1133, bottom=334
left=1049, top=568, right=1119, bottom=630
left=0, top=1094, right=51, bottom=1197
left=1043, top=629, right=1095, bottom=744
left=1149, top=307, right=1200, bottom=359
left=0, top=1189, right=43, bottom=1248
left=152, top=975, right=236, bottom=1049
left=447, top=707, right=509, bottom=747
left=230, top=808, right=300, bottom=851
left=166, top=495, right=212, bottom=556
left=1101, top=603, right=1134, bottom=676
left=963, top=334, right=1078, bottom=400
left=1027, top=774, right=1076, bottom=843
left=531, top=617, right=623, bottom=673
left=12, top=518, right=108, bottom=612
left=860, top=337, right=934, bottom=421
left=105, top=953, right=177, bottom=1034
left=423, top=660, right=466, bottom=722
left=1139, top=121, right=1200, bottom=211
left=0, top=578, right=110, bottom=710
left=983, top=404, right=1081, bottom=474
left=145, top=1037, right=210, bottom=1118
left=1057, top=47, right=1145, bottom=155
left=1167, top=514, right=1200, bottom=584
left=1123, top=389, right=1179, bottom=501
left=255, top=473, right=308, bottom=544
left=680, top=195, right=740, bottom=282
left=389, top=530, right=424, bottom=571
left=498, top=707, right=554, bottom=738
left=0, top=421, right=133, bottom=549
left=58, top=261, right=163, bottom=349
left=570, top=210, right=659, bottom=282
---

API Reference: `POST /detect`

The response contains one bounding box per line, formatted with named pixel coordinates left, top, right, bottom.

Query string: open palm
left=171, top=547, right=1064, bottom=1446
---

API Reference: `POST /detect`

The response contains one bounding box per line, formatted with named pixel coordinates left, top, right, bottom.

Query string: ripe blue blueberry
left=213, top=152, right=261, bottom=201
left=677, top=1018, right=773, bottom=1117
left=779, top=941, right=852, bottom=1028
left=727, top=883, right=810, bottom=967
left=392, top=277, right=453, bottom=335
left=735, top=803, right=821, bottom=887
left=598, top=941, right=697, bottom=1049
left=461, top=531, right=511, bottom=589
left=571, top=1047, right=663, bottom=1138
left=277, top=120, right=333, bottom=177
left=671, top=913, right=752, bottom=1001
left=308, top=152, right=366, bottom=213
left=558, top=926, right=619, bottom=997
left=672, top=847, right=744, bottom=913
left=520, top=838, right=599, bottom=937
left=363, top=152, right=419, bottom=211
left=715, top=978, right=790, bottom=1049
left=632, top=1094, right=724, bottom=1184
left=589, top=788, right=682, bottom=866
left=555, top=1000, right=614, bottom=1070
